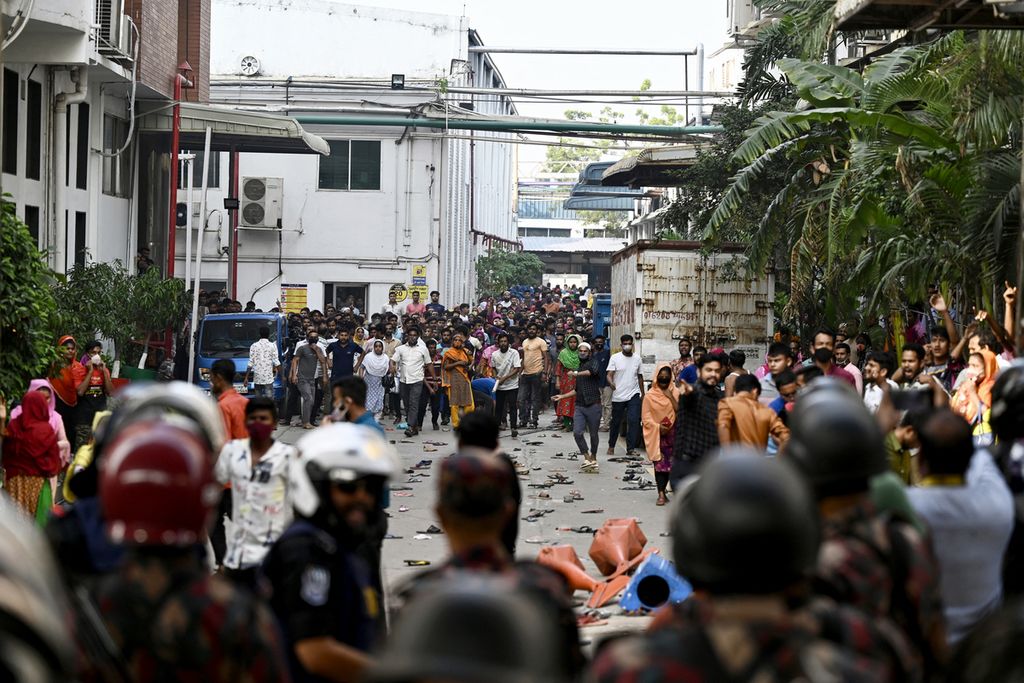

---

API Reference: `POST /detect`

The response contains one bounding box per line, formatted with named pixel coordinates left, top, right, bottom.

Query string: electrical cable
left=2, top=0, right=36, bottom=50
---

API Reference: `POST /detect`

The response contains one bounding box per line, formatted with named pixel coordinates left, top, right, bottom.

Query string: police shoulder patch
left=300, top=565, right=331, bottom=606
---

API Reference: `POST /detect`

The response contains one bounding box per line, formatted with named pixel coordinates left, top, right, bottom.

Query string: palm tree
left=707, top=32, right=1023, bottom=327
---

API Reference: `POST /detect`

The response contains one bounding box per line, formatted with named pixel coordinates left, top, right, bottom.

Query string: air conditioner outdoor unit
left=240, top=177, right=284, bottom=229
left=95, top=0, right=128, bottom=57
left=728, top=0, right=760, bottom=36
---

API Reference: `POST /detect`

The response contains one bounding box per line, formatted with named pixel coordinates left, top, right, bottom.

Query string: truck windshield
left=199, top=319, right=277, bottom=358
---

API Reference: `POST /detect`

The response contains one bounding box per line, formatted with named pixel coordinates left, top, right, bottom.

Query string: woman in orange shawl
left=642, top=363, right=679, bottom=506
left=951, top=351, right=999, bottom=440
left=442, top=332, right=475, bottom=428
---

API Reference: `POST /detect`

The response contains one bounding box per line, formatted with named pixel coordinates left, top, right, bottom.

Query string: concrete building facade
left=199, top=0, right=519, bottom=313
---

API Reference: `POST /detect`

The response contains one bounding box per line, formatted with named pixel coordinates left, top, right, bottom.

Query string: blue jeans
left=608, top=393, right=641, bottom=452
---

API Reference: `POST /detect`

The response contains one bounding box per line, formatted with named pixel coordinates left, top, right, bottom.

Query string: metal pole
left=696, top=43, right=705, bottom=126
left=166, top=75, right=182, bottom=278
left=230, top=147, right=240, bottom=299
left=467, top=47, right=698, bottom=56
left=684, top=56, right=689, bottom=127
left=183, top=154, right=194, bottom=289
left=188, top=126, right=212, bottom=385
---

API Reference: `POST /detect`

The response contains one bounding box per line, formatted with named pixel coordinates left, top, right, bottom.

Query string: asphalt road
left=276, top=406, right=669, bottom=645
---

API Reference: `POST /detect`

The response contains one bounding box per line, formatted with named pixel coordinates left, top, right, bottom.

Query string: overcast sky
left=358, top=0, right=729, bottom=173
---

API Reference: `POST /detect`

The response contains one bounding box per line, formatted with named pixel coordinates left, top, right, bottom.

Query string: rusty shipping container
left=609, top=241, right=774, bottom=377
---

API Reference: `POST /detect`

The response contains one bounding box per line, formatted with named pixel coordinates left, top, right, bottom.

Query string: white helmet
left=291, top=423, right=398, bottom=518
left=102, top=381, right=226, bottom=455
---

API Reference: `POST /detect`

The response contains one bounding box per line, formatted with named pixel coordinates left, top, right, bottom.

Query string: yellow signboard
left=280, top=283, right=308, bottom=313
left=409, top=264, right=428, bottom=300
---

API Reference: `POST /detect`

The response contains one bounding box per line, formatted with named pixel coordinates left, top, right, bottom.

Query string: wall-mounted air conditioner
left=240, top=177, right=284, bottom=229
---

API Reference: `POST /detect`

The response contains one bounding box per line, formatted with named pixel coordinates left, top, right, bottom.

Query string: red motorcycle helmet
left=100, top=419, right=220, bottom=546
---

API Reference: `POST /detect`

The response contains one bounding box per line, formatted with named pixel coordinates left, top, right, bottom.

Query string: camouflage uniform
left=89, top=552, right=290, bottom=682
left=396, top=543, right=585, bottom=679
left=814, top=498, right=946, bottom=676
left=592, top=594, right=913, bottom=682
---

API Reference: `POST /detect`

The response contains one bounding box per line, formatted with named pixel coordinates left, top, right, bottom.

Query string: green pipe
left=294, top=114, right=722, bottom=138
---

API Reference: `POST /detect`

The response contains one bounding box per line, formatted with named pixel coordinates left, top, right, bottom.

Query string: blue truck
left=195, top=313, right=289, bottom=400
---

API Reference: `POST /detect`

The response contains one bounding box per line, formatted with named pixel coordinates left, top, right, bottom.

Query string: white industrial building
left=1, top=0, right=136, bottom=272
left=191, top=0, right=519, bottom=313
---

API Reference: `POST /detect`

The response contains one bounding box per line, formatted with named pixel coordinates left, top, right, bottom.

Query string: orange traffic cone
left=589, top=518, right=648, bottom=577
left=537, top=545, right=600, bottom=593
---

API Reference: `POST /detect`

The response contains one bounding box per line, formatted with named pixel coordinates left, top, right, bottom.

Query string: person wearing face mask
left=329, top=376, right=384, bottom=437
left=552, top=342, right=604, bottom=471
left=213, top=396, right=297, bottom=588
left=292, top=331, right=329, bottom=430
left=806, top=328, right=857, bottom=388
left=606, top=335, right=645, bottom=457
left=833, top=343, right=863, bottom=395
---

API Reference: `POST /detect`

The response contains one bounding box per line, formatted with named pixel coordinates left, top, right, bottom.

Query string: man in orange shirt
left=717, top=374, right=790, bottom=451
left=211, top=359, right=248, bottom=440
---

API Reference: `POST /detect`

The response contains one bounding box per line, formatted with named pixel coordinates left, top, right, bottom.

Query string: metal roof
left=835, top=0, right=1024, bottom=30
left=522, top=237, right=630, bottom=253
left=602, top=145, right=700, bottom=188
left=139, top=102, right=330, bottom=154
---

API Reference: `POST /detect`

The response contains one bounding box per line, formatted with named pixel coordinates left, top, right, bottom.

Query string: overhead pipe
left=210, top=77, right=733, bottom=99
left=293, top=114, right=721, bottom=139
left=53, top=68, right=88, bottom=273
left=467, top=46, right=698, bottom=56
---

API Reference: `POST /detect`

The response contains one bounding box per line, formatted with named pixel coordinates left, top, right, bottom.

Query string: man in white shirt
left=490, top=332, right=522, bottom=437
left=381, top=290, right=403, bottom=317
left=390, top=326, right=435, bottom=437
left=605, top=334, right=645, bottom=455
left=213, top=396, right=297, bottom=588
left=907, top=409, right=1014, bottom=645
left=862, top=350, right=898, bottom=414
left=245, top=325, right=280, bottom=398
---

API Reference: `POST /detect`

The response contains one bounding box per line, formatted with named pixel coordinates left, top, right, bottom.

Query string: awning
left=835, top=0, right=1024, bottom=30
left=601, top=145, right=700, bottom=188
left=563, top=196, right=637, bottom=211
left=138, top=102, right=330, bottom=155
left=564, top=161, right=644, bottom=210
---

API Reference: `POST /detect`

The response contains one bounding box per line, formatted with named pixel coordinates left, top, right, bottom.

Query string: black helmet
left=991, top=361, right=1024, bottom=440
left=671, top=448, right=820, bottom=594
left=368, top=573, right=565, bottom=683
left=785, top=379, right=887, bottom=496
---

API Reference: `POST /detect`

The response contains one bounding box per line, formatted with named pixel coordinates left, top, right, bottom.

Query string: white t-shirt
left=607, top=352, right=643, bottom=402
left=214, top=439, right=297, bottom=570
left=392, top=343, right=432, bottom=384
left=863, top=379, right=898, bottom=414
left=490, top=348, right=522, bottom=391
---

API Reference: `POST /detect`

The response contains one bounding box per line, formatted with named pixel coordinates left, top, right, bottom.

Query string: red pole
left=166, top=74, right=182, bottom=278
left=231, top=147, right=240, bottom=298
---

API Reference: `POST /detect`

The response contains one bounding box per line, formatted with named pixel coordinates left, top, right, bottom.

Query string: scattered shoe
left=417, top=524, right=444, bottom=534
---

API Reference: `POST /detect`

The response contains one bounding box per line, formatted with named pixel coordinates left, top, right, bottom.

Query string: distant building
left=197, top=0, right=519, bottom=312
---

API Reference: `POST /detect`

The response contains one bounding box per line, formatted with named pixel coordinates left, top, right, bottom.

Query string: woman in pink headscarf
left=9, top=379, right=72, bottom=465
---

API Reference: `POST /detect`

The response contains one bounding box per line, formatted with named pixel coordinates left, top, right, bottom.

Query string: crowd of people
left=1, top=281, right=1024, bottom=681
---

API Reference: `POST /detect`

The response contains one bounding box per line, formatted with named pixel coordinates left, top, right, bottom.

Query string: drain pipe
left=53, top=67, right=88, bottom=272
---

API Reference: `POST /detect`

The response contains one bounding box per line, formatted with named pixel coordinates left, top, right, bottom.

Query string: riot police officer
left=785, top=379, right=947, bottom=676
left=369, top=573, right=567, bottom=683
left=91, top=384, right=290, bottom=682
left=593, top=449, right=914, bottom=682
left=261, top=422, right=396, bottom=683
